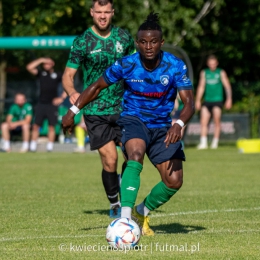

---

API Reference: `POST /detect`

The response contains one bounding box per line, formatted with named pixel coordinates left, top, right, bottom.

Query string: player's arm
left=62, top=76, right=109, bottom=134
left=13, top=115, right=32, bottom=128
left=165, top=89, right=195, bottom=147
left=221, top=70, right=232, bottom=110
left=26, top=57, right=53, bottom=75
left=195, top=70, right=206, bottom=111
left=62, top=67, right=80, bottom=104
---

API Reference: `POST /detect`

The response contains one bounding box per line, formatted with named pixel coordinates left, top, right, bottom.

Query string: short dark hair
left=138, top=12, right=162, bottom=33
left=207, top=54, right=218, bottom=61
left=91, top=0, right=113, bottom=8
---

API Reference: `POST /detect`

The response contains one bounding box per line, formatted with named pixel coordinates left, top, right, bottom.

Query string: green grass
left=1, top=146, right=260, bottom=259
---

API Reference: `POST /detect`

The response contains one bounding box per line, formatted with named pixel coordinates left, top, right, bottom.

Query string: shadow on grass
left=152, top=222, right=206, bottom=234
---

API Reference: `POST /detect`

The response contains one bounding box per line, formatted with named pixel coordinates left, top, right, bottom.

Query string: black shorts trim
left=83, top=114, right=122, bottom=150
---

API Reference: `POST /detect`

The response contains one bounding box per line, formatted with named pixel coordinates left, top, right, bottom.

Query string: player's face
left=136, top=30, right=164, bottom=61
left=90, top=2, right=114, bottom=32
left=15, top=94, right=26, bottom=107
left=207, top=58, right=219, bottom=71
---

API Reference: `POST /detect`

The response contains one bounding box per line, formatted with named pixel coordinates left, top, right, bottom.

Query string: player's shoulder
left=112, top=25, right=133, bottom=39
left=163, top=51, right=184, bottom=65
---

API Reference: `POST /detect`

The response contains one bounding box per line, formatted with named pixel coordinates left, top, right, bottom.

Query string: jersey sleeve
left=125, top=30, right=136, bottom=56
left=103, top=59, right=124, bottom=85
left=174, top=60, right=193, bottom=91
left=7, top=104, right=15, bottom=116
left=25, top=103, right=33, bottom=116
left=66, top=34, right=86, bottom=69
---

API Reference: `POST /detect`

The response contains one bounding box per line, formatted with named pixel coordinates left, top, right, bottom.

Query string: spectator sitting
left=1, top=93, right=33, bottom=153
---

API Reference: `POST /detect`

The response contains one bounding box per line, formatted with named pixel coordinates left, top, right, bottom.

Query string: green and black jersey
left=66, top=25, right=135, bottom=115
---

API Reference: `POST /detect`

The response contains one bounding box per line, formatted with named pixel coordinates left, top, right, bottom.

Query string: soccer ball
left=106, top=217, right=141, bottom=249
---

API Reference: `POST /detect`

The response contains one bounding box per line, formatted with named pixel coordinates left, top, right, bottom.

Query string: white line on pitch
left=150, top=207, right=260, bottom=218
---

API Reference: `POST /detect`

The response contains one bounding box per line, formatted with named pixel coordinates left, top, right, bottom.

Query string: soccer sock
left=102, top=169, right=119, bottom=204
left=30, top=140, right=37, bottom=151
left=144, top=181, right=179, bottom=211
left=120, top=160, right=143, bottom=208
left=136, top=202, right=150, bottom=216
left=21, top=141, right=29, bottom=150
left=121, top=206, right=132, bottom=219
left=211, top=138, right=219, bottom=147
left=200, top=136, right=208, bottom=146
left=46, top=142, right=54, bottom=151
left=3, top=140, right=10, bottom=150
left=75, top=125, right=85, bottom=148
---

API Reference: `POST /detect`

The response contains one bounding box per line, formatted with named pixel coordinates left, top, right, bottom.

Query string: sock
left=46, top=142, right=54, bottom=151
left=21, top=141, right=29, bottom=150
left=211, top=138, right=219, bottom=147
left=136, top=201, right=150, bottom=216
left=200, top=136, right=207, bottom=145
left=144, top=181, right=179, bottom=211
left=3, top=140, right=10, bottom=150
left=30, top=140, right=37, bottom=151
left=120, top=160, right=143, bottom=208
left=75, top=125, right=85, bottom=148
left=102, top=170, right=119, bottom=204
left=110, top=201, right=120, bottom=208
left=121, top=206, right=132, bottom=219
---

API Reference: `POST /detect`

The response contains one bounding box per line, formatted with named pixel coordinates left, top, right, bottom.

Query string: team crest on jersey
left=116, top=41, right=123, bottom=53
left=160, top=75, right=169, bottom=86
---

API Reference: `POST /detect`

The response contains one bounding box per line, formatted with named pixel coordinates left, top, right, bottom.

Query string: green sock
left=144, top=181, right=179, bottom=211
left=121, top=160, right=143, bottom=208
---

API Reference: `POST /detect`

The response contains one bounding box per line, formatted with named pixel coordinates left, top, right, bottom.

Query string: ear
left=161, top=38, right=165, bottom=46
left=90, top=8, right=94, bottom=17
left=111, top=8, right=115, bottom=16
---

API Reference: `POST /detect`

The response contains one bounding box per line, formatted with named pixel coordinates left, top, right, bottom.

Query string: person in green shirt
left=62, top=0, right=135, bottom=218
left=1, top=93, right=32, bottom=152
left=195, top=55, right=232, bottom=149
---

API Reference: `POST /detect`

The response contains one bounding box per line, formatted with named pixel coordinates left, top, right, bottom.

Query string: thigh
left=84, top=114, right=121, bottom=151
left=200, top=105, right=211, bottom=125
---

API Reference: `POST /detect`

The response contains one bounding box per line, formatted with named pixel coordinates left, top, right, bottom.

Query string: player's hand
left=164, top=124, right=182, bottom=148
left=69, top=92, right=80, bottom=105
left=52, top=97, right=64, bottom=106
left=224, top=99, right=232, bottom=110
left=62, top=111, right=75, bottom=135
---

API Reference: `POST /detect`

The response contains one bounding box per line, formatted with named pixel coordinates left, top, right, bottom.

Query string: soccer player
left=26, top=57, right=67, bottom=152
left=0, top=93, right=32, bottom=153
left=195, top=55, right=232, bottom=149
left=62, top=0, right=135, bottom=218
left=62, top=12, right=195, bottom=236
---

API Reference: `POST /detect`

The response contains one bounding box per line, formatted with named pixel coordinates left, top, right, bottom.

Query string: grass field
left=1, top=146, right=260, bottom=259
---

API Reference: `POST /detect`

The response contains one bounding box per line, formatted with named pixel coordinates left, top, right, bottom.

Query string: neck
left=92, top=25, right=112, bottom=38
left=141, top=53, right=161, bottom=71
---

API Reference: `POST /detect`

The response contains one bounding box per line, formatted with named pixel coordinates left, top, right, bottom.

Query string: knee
left=1, top=122, right=9, bottom=131
left=164, top=170, right=183, bottom=189
left=128, top=150, right=145, bottom=164
left=101, top=155, right=118, bottom=172
left=22, top=124, right=30, bottom=131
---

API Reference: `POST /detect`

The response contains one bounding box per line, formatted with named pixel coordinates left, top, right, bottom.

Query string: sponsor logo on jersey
left=131, top=79, right=144, bottom=82
left=160, top=75, right=169, bottom=86
left=133, top=90, right=168, bottom=98
left=90, top=48, right=102, bottom=54
left=116, top=41, right=124, bottom=53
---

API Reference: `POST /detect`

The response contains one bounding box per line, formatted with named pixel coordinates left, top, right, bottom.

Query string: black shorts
left=83, top=114, right=122, bottom=150
left=10, top=126, right=22, bottom=135
left=117, top=116, right=185, bottom=166
left=34, top=103, right=58, bottom=126
left=202, top=101, right=223, bottom=114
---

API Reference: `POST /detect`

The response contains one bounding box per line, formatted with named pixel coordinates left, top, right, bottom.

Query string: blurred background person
left=26, top=57, right=67, bottom=152
left=0, top=93, right=32, bottom=153
left=195, top=55, right=232, bottom=149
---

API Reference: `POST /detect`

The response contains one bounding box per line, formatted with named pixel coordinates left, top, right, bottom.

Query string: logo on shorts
left=160, top=75, right=169, bottom=86
left=126, top=186, right=136, bottom=191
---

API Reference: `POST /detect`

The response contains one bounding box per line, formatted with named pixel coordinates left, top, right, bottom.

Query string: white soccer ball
left=106, top=217, right=141, bottom=249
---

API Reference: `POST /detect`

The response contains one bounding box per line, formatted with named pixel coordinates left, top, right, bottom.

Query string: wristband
left=70, top=105, right=80, bottom=115
left=175, top=119, right=185, bottom=128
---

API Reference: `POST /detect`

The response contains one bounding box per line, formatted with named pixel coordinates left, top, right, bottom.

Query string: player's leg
left=46, top=104, right=58, bottom=152
left=20, top=123, right=30, bottom=153
left=0, top=122, right=11, bottom=152
left=30, top=104, right=44, bottom=152
left=197, top=104, right=211, bottom=149
left=210, top=105, right=222, bottom=149
left=84, top=115, right=122, bottom=218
